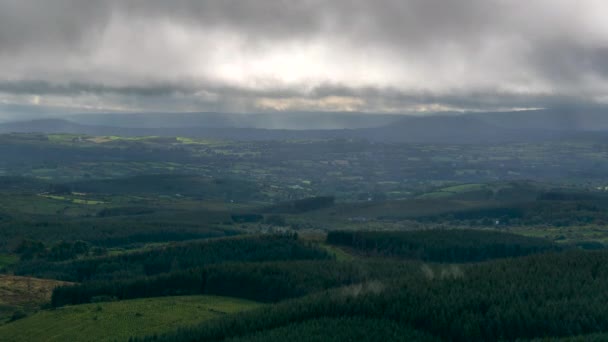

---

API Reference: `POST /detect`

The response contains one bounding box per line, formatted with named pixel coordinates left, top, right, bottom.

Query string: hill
left=472, top=107, right=608, bottom=131
left=67, top=111, right=400, bottom=130
left=3, top=108, right=608, bottom=143
left=358, top=114, right=558, bottom=143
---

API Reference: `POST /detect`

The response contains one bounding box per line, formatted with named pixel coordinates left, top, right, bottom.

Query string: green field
left=0, top=295, right=261, bottom=342
left=511, top=225, right=608, bottom=246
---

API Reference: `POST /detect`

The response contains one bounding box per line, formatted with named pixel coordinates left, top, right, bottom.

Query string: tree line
left=51, top=259, right=423, bottom=307
left=15, top=234, right=330, bottom=282
left=326, top=229, right=561, bottom=262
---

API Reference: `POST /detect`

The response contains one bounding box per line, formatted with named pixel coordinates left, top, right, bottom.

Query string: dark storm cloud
left=0, top=1, right=498, bottom=51
left=0, top=1, right=108, bottom=52
left=0, top=80, right=192, bottom=97
left=529, top=43, right=608, bottom=83
left=0, top=0, right=607, bottom=114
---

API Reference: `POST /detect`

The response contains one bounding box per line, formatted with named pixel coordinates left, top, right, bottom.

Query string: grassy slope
left=0, top=295, right=261, bottom=342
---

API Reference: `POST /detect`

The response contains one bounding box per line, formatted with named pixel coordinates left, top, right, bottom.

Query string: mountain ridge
left=1, top=109, right=607, bottom=143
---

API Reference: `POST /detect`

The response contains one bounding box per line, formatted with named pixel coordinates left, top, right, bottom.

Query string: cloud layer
left=1, top=0, right=608, bottom=115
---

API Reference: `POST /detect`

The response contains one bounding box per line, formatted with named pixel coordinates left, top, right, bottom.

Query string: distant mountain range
left=1, top=109, right=608, bottom=144
left=66, top=112, right=400, bottom=130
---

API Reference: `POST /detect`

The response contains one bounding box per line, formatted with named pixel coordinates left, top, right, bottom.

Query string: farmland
left=3, top=133, right=608, bottom=202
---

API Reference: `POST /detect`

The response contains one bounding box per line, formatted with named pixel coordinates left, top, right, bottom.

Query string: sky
left=1, top=0, right=608, bottom=119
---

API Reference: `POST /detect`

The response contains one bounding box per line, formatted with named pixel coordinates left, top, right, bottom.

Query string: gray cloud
left=0, top=0, right=607, bottom=115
